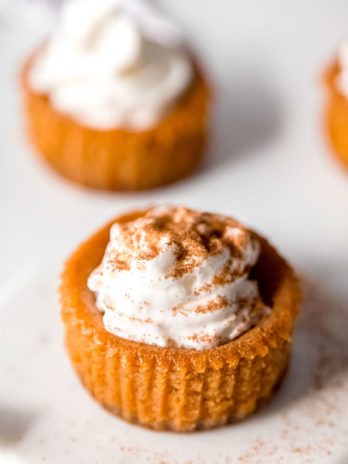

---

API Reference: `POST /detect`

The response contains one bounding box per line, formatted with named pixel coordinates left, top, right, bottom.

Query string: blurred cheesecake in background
left=324, top=42, right=348, bottom=171
left=21, top=0, right=211, bottom=191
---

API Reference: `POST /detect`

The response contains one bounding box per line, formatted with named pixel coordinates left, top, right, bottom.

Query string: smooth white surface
left=1, top=0, right=348, bottom=462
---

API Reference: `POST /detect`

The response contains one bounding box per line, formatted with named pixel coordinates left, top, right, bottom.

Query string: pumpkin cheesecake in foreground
left=22, top=0, right=211, bottom=191
left=60, top=206, right=300, bottom=431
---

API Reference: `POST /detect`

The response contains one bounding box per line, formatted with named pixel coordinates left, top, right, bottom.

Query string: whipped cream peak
left=88, top=207, right=270, bottom=350
left=336, top=41, right=348, bottom=98
left=29, top=0, right=192, bottom=130
left=104, top=206, right=259, bottom=277
left=61, top=0, right=121, bottom=44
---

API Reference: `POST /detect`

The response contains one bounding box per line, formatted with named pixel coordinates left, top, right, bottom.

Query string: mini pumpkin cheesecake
left=21, top=0, right=211, bottom=191
left=324, top=43, right=348, bottom=170
left=60, top=206, right=300, bottom=432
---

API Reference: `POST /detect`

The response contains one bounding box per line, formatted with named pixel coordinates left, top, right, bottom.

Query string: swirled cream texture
left=29, top=0, right=192, bottom=130
left=88, top=207, right=270, bottom=350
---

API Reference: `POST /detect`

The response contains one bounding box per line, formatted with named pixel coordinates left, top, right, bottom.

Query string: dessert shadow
left=253, top=274, right=348, bottom=420
left=0, top=406, right=37, bottom=446
left=204, top=67, right=282, bottom=172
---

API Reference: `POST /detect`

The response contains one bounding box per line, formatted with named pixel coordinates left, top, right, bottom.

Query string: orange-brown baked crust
left=60, top=210, right=300, bottom=432
left=21, top=52, right=211, bottom=191
left=324, top=60, right=348, bottom=169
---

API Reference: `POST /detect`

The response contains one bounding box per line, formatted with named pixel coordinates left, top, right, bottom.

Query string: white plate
left=1, top=263, right=348, bottom=464
left=1, top=1, right=348, bottom=463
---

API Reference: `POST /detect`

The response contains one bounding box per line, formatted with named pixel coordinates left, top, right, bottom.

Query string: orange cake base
left=324, top=61, right=348, bottom=170
left=60, top=211, right=300, bottom=432
left=21, top=53, right=211, bottom=191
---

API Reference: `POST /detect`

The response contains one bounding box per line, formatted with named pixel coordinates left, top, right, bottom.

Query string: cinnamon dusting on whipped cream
left=102, top=206, right=256, bottom=277
left=88, top=206, right=270, bottom=350
left=172, top=295, right=229, bottom=315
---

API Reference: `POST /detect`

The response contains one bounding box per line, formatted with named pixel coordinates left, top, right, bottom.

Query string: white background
left=1, top=1, right=348, bottom=463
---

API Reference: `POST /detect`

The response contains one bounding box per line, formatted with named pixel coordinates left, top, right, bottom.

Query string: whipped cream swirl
left=336, top=42, right=348, bottom=98
left=88, top=206, right=270, bottom=350
left=29, top=0, right=192, bottom=130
